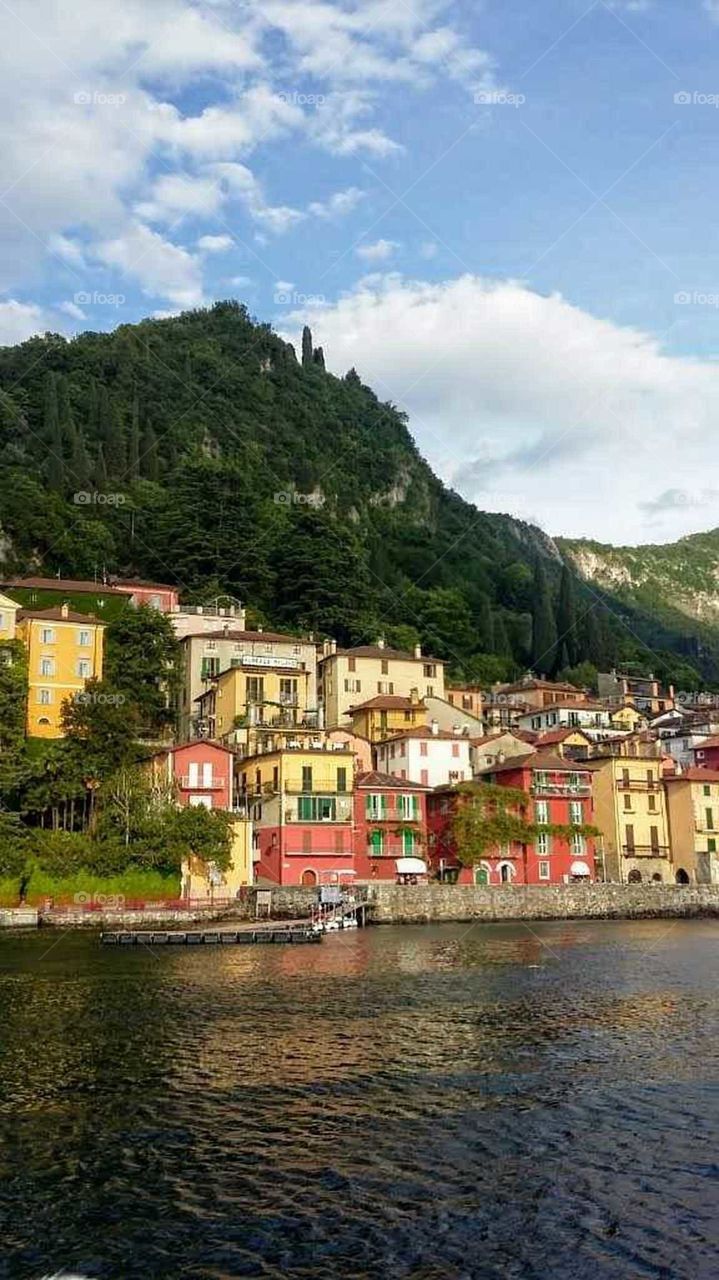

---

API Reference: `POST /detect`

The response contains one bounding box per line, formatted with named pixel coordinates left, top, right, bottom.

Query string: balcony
left=180, top=775, right=226, bottom=789
left=530, top=781, right=591, bottom=796
left=285, top=795, right=352, bottom=823
left=622, top=844, right=670, bottom=857
left=617, top=780, right=657, bottom=792
left=365, top=809, right=422, bottom=823
left=285, top=784, right=350, bottom=795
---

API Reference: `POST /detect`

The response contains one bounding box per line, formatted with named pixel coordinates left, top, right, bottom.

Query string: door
left=474, top=865, right=489, bottom=886
left=301, top=869, right=318, bottom=887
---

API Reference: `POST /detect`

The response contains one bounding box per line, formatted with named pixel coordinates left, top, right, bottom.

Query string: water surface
left=1, top=920, right=718, bottom=1279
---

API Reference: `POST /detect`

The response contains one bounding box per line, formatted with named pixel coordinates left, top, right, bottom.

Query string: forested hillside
left=0, top=300, right=712, bottom=686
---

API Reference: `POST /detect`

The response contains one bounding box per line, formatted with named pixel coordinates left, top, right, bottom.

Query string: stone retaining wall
left=364, top=882, right=719, bottom=923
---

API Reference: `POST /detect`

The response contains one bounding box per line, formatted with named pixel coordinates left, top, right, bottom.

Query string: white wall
left=377, top=735, right=472, bottom=786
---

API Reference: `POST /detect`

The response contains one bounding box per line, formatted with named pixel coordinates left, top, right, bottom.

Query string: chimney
left=414, top=643, right=422, bottom=659
left=331, top=638, right=337, bottom=654
left=61, top=601, right=69, bottom=619
left=257, top=625, right=263, bottom=634
left=377, top=636, right=386, bottom=650
left=453, top=725, right=462, bottom=735
left=430, top=719, right=439, bottom=736
left=497, top=750, right=506, bottom=764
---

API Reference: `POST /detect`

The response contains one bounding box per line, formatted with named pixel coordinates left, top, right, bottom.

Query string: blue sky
left=3, top=0, right=719, bottom=543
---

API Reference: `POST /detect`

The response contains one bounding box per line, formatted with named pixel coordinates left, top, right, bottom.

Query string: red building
left=693, top=738, right=719, bottom=770
left=427, top=751, right=596, bottom=885
left=353, top=771, right=430, bottom=881
left=147, top=740, right=235, bottom=810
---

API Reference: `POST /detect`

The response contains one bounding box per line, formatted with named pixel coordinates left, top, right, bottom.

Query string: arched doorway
left=474, top=864, right=490, bottom=886
left=498, top=861, right=515, bottom=885
left=652, top=873, right=663, bottom=883
left=627, top=869, right=642, bottom=884
left=675, top=868, right=690, bottom=885
left=300, top=869, right=318, bottom=887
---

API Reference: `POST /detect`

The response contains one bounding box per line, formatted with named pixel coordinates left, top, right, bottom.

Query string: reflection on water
left=1, top=921, right=719, bottom=1278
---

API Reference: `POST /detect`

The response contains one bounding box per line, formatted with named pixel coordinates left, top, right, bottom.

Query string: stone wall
left=364, top=882, right=719, bottom=924
left=39, top=887, right=320, bottom=929
left=0, top=907, right=39, bottom=928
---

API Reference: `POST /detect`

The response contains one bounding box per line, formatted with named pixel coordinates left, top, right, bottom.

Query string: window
left=369, top=829, right=385, bottom=855
left=623, top=794, right=632, bottom=811
left=279, top=678, right=298, bottom=705
left=78, top=630, right=91, bottom=646
left=344, top=678, right=361, bottom=693
left=423, top=663, right=436, bottom=678
left=534, top=771, right=549, bottom=788
left=451, top=743, right=459, bottom=758
left=707, top=808, right=715, bottom=831
left=205, top=641, right=217, bottom=651
left=536, top=831, right=550, bottom=856
left=625, top=824, right=635, bottom=851
left=246, top=677, right=264, bottom=703
left=40, top=628, right=55, bottom=644
left=77, top=660, right=91, bottom=678
left=272, top=766, right=279, bottom=791
left=421, top=770, right=428, bottom=785
left=377, top=681, right=394, bottom=694
left=301, top=765, right=313, bottom=792
left=648, top=794, right=657, bottom=812
left=571, top=833, right=586, bottom=856
left=39, top=658, right=54, bottom=677
left=298, top=796, right=336, bottom=821
left=337, top=767, right=347, bottom=793
left=650, top=825, right=660, bottom=854
left=302, top=831, right=312, bottom=853
left=365, top=793, right=387, bottom=819
left=201, top=657, right=219, bottom=680
left=568, top=773, right=581, bottom=790
left=704, top=784, right=712, bottom=797
left=622, top=768, right=630, bottom=786
left=531, top=717, right=541, bottom=731
left=0, top=613, right=4, bottom=630
left=538, top=860, right=551, bottom=880
left=569, top=800, right=583, bottom=825
left=709, top=838, right=717, bottom=853
left=38, top=688, right=52, bottom=705
left=348, top=657, right=356, bottom=672
left=426, top=686, right=434, bottom=697
left=397, top=794, right=419, bottom=820
left=402, top=829, right=415, bottom=855
left=380, top=659, right=389, bottom=675
left=535, top=800, right=549, bottom=824
left=420, top=741, right=428, bottom=757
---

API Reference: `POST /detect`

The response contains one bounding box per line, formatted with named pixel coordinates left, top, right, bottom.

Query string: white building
left=516, top=701, right=613, bottom=738
left=375, top=723, right=472, bottom=788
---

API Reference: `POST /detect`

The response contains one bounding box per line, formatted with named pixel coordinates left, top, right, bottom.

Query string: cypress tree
left=312, top=346, right=325, bottom=370
left=301, top=325, right=313, bottom=368
left=43, top=373, right=64, bottom=492
left=128, top=391, right=141, bottom=480
left=95, top=443, right=108, bottom=489
left=99, top=386, right=126, bottom=477
left=476, top=596, right=494, bottom=652
left=141, top=426, right=159, bottom=482
left=70, top=427, right=91, bottom=490
left=492, top=612, right=512, bottom=658
left=556, top=563, right=578, bottom=665
left=87, top=379, right=99, bottom=439
left=531, top=559, right=557, bottom=675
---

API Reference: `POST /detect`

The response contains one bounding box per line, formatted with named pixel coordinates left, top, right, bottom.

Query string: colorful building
left=319, top=638, right=445, bottom=729
left=181, top=817, right=253, bottom=898
left=445, top=683, right=483, bottom=719
left=238, top=743, right=356, bottom=886
left=375, top=724, right=472, bottom=787
left=353, top=771, right=430, bottom=881
left=181, top=627, right=318, bottom=739
left=516, top=701, right=613, bottom=737
left=584, top=748, right=671, bottom=883
left=428, top=752, right=596, bottom=886
left=195, top=652, right=319, bottom=753
left=17, top=604, right=105, bottom=738
left=348, top=692, right=426, bottom=743
left=692, top=737, right=719, bottom=770
left=470, top=730, right=537, bottom=773
left=492, top=676, right=590, bottom=710
left=664, top=768, right=719, bottom=884
left=597, top=669, right=675, bottom=716
left=146, top=740, right=235, bottom=810
left=0, top=592, right=19, bottom=640
left=2, top=575, right=179, bottom=613
left=533, top=727, right=592, bottom=758
left=425, top=693, right=483, bottom=736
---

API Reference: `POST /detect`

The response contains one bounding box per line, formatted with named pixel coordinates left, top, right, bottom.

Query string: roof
left=376, top=725, right=472, bottom=745
left=481, top=751, right=591, bottom=776
left=17, top=606, right=105, bottom=625
left=470, top=730, right=537, bottom=748
left=498, top=677, right=587, bottom=694
left=146, top=739, right=236, bottom=760
left=355, top=770, right=431, bottom=790
left=332, top=644, right=444, bottom=664
left=694, top=737, right=719, bottom=750
left=665, top=767, right=719, bottom=783
left=535, top=728, right=592, bottom=746
left=0, top=592, right=20, bottom=610
left=2, top=575, right=176, bottom=595
left=518, top=699, right=608, bottom=714
left=350, top=695, right=425, bottom=711
left=184, top=628, right=308, bottom=645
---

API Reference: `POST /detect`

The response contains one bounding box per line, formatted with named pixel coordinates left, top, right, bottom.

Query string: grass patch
left=5, top=869, right=180, bottom=907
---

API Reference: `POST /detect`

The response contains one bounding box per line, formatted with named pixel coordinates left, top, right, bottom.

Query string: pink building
left=147, top=740, right=235, bottom=810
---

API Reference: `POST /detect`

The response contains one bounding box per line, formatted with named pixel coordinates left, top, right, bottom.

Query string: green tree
left=105, top=604, right=181, bottom=734
left=301, top=325, right=313, bottom=368
left=556, top=563, right=578, bottom=668
left=531, top=559, right=557, bottom=675
left=43, top=373, right=64, bottom=492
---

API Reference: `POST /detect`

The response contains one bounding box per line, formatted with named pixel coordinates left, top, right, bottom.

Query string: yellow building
left=0, top=592, right=19, bottom=640
left=17, top=603, right=105, bottom=738
left=319, top=639, right=445, bottom=729
left=349, top=692, right=426, bottom=743
left=610, top=705, right=645, bottom=733
left=181, top=817, right=254, bottom=898
left=585, top=750, right=672, bottom=883
left=195, top=657, right=320, bottom=754
left=664, top=768, right=719, bottom=884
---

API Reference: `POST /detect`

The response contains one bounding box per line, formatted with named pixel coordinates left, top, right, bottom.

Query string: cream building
left=319, top=639, right=445, bottom=729
left=0, top=592, right=19, bottom=640
left=585, top=748, right=672, bottom=883
left=664, top=768, right=719, bottom=884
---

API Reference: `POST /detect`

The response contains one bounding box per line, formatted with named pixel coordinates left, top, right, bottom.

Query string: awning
left=395, top=857, right=428, bottom=876
left=570, top=860, right=591, bottom=878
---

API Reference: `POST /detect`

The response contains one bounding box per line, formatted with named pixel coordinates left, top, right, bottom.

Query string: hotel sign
left=241, top=654, right=300, bottom=670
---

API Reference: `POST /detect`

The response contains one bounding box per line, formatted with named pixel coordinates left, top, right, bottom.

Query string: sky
left=2, top=0, right=719, bottom=546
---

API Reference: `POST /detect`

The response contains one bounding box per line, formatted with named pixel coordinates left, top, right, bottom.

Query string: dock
left=101, top=924, right=322, bottom=946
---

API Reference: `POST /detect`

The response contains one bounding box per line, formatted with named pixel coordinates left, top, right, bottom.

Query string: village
left=1, top=574, right=718, bottom=901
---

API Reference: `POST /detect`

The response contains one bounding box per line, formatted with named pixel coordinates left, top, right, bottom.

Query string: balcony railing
left=180, top=775, right=226, bottom=789
left=617, top=780, right=657, bottom=792
left=622, top=844, right=670, bottom=857
left=285, top=797, right=352, bottom=823
left=530, top=782, right=592, bottom=796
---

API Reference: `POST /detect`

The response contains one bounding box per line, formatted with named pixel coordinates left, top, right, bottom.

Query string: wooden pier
left=101, top=925, right=322, bottom=946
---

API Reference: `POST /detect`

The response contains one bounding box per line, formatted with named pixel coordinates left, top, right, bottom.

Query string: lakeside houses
left=1, top=575, right=180, bottom=614
left=664, top=768, right=719, bottom=885
left=354, top=772, right=430, bottom=880
left=427, top=751, right=596, bottom=885
left=348, top=692, right=426, bottom=743
left=533, top=727, right=593, bottom=758
left=424, top=692, right=484, bottom=736
left=445, top=683, right=483, bottom=719
left=17, top=604, right=105, bottom=738
left=375, top=723, right=473, bottom=787
left=584, top=745, right=672, bottom=883
left=184, top=627, right=319, bottom=741
left=238, top=742, right=356, bottom=886
left=319, top=638, right=445, bottom=729
left=469, top=729, right=538, bottom=773
left=493, top=675, right=589, bottom=710
left=515, top=699, right=614, bottom=738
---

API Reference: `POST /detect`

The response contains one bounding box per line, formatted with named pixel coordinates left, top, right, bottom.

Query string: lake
left=1, top=920, right=718, bottom=1279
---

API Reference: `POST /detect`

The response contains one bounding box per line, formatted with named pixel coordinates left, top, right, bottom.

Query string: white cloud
left=284, top=273, right=719, bottom=543
left=227, top=274, right=252, bottom=287
left=94, top=222, right=204, bottom=306
left=58, top=300, right=87, bottom=321
left=308, top=186, right=365, bottom=218
left=356, top=238, right=400, bottom=263
left=418, top=240, right=438, bottom=260
left=0, top=300, right=54, bottom=345
left=197, top=233, right=234, bottom=253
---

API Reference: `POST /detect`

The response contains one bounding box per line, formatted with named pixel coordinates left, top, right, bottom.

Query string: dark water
left=1, top=921, right=719, bottom=1280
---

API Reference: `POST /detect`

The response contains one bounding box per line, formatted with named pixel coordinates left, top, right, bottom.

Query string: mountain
left=0, top=300, right=711, bottom=685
